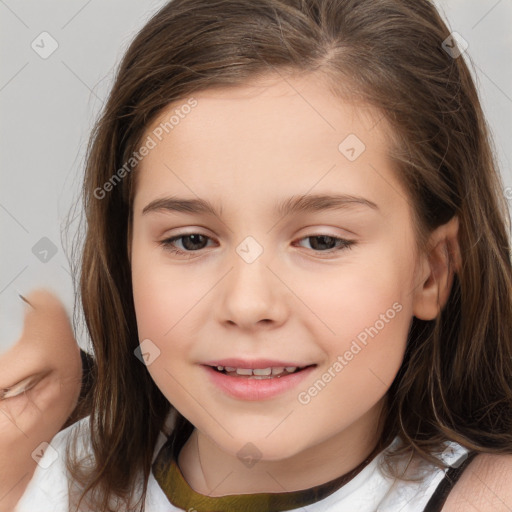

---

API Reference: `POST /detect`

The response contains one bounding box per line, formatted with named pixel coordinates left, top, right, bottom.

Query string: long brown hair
left=66, top=0, right=512, bottom=509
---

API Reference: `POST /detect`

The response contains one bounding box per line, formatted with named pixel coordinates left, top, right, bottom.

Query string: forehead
left=133, top=73, right=400, bottom=214
left=142, top=72, right=388, bottom=149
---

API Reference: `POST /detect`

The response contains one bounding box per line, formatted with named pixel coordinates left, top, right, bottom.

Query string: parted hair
left=66, top=0, right=512, bottom=510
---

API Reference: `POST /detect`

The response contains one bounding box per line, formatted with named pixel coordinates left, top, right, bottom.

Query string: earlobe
left=412, top=216, right=461, bottom=321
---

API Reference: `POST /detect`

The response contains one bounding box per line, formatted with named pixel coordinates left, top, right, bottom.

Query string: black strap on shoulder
left=422, top=451, right=478, bottom=512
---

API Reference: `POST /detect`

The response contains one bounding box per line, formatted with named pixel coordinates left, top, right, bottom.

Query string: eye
left=293, top=235, right=355, bottom=254
left=159, top=233, right=355, bottom=257
left=159, top=233, right=214, bottom=256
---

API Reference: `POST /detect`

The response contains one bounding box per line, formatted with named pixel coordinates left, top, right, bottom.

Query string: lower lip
left=202, top=365, right=316, bottom=401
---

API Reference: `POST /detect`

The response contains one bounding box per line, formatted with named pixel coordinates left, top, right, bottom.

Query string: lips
left=203, top=363, right=317, bottom=400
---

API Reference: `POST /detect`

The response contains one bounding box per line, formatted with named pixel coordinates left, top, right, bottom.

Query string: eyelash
left=158, top=233, right=355, bottom=258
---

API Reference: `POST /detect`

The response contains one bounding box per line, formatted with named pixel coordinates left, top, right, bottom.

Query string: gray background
left=1, top=0, right=511, bottom=352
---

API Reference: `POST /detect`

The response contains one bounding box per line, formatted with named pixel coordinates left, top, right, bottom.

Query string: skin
left=443, top=454, right=512, bottom=511
left=0, top=289, right=82, bottom=512
left=2, top=75, right=508, bottom=510
left=129, top=71, right=461, bottom=496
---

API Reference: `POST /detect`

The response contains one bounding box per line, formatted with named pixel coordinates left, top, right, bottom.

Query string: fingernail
left=18, top=294, right=35, bottom=309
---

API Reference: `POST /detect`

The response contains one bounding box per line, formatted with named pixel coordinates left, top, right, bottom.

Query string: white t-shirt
left=15, top=415, right=469, bottom=512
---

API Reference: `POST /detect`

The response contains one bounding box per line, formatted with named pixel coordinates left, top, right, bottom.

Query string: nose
left=216, top=243, right=288, bottom=331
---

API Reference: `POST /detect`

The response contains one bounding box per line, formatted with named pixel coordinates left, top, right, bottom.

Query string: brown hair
left=66, top=0, right=512, bottom=509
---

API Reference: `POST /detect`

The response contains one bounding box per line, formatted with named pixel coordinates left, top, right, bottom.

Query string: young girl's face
left=130, top=72, right=427, bottom=463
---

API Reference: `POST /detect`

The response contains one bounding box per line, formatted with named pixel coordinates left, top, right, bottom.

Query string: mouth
left=207, top=364, right=316, bottom=379
left=202, top=362, right=317, bottom=400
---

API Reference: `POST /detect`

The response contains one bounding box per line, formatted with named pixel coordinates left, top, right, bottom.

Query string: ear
left=412, top=215, right=461, bottom=321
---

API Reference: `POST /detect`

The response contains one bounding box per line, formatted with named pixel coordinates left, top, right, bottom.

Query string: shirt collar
left=152, top=431, right=383, bottom=512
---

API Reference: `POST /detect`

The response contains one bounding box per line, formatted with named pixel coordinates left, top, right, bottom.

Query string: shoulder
left=14, top=416, right=92, bottom=512
left=442, top=453, right=512, bottom=511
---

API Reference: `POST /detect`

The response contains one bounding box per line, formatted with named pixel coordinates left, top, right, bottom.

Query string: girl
left=15, top=0, right=512, bottom=511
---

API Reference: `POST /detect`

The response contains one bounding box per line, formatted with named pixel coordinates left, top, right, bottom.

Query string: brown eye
left=159, top=233, right=214, bottom=255
left=295, top=235, right=355, bottom=253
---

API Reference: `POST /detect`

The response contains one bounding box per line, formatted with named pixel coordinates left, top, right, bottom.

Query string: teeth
left=213, top=365, right=303, bottom=377
left=253, top=368, right=272, bottom=376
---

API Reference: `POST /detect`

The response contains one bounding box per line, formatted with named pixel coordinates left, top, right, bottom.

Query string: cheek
left=131, top=242, right=203, bottom=341
left=296, top=275, right=410, bottom=428
left=304, top=246, right=414, bottom=393
left=302, top=247, right=413, bottom=341
left=131, top=249, right=210, bottom=404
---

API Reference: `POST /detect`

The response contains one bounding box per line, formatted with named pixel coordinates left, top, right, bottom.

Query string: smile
left=211, top=365, right=307, bottom=378
left=203, top=364, right=317, bottom=400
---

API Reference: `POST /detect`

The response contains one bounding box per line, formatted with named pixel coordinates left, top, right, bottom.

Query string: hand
left=0, top=289, right=83, bottom=512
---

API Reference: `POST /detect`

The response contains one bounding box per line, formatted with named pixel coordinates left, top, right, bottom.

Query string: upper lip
left=202, top=358, right=314, bottom=369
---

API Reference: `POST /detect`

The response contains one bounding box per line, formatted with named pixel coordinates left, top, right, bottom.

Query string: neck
left=177, top=398, right=386, bottom=496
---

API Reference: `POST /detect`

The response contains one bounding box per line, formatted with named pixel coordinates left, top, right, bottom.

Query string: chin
left=214, top=431, right=306, bottom=463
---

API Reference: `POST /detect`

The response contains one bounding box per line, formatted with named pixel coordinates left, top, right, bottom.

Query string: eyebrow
left=141, top=193, right=379, bottom=218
